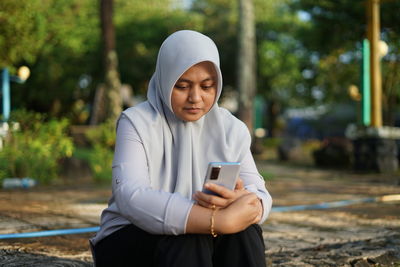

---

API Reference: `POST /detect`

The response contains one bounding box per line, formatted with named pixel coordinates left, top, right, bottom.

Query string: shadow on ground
left=0, top=249, right=91, bottom=267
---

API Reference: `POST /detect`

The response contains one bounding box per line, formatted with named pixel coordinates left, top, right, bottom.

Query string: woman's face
left=171, top=61, right=217, bottom=122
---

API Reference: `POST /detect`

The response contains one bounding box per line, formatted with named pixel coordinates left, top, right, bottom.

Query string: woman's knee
left=154, top=234, right=213, bottom=267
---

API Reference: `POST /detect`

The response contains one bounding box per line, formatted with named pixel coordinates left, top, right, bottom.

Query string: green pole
left=362, top=39, right=371, bottom=126
left=1, top=68, right=10, bottom=122
left=253, top=95, right=264, bottom=130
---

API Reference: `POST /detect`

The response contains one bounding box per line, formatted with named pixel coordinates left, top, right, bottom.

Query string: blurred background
left=1, top=1, right=400, bottom=265
left=1, top=0, right=400, bottom=186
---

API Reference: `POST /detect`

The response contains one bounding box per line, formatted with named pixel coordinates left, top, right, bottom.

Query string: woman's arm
left=240, top=149, right=272, bottom=223
left=112, top=115, right=193, bottom=235
left=186, top=193, right=262, bottom=234
left=113, top=115, right=269, bottom=235
left=193, top=150, right=272, bottom=224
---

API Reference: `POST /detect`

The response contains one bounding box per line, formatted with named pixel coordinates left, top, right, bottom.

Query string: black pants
left=93, top=224, right=266, bottom=267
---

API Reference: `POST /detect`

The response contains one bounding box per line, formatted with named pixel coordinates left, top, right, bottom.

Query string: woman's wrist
left=210, top=206, right=218, bottom=237
left=213, top=208, right=222, bottom=234
left=213, top=208, right=234, bottom=234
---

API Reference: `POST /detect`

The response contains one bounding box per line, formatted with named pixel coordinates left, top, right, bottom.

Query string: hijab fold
left=122, top=30, right=251, bottom=199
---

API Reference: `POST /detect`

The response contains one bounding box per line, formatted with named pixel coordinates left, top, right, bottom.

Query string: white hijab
left=122, top=30, right=251, bottom=199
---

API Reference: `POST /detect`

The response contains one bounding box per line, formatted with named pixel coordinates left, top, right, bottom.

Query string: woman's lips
left=184, top=107, right=202, bottom=114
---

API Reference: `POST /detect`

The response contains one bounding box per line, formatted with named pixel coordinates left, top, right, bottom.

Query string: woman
left=90, top=30, right=272, bottom=267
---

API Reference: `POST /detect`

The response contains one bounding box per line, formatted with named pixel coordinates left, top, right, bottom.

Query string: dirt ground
left=0, top=160, right=399, bottom=266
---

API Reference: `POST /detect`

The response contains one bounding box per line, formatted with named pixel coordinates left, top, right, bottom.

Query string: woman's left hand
left=193, top=178, right=249, bottom=209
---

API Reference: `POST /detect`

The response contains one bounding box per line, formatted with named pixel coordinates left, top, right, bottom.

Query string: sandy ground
left=0, top=160, right=399, bottom=266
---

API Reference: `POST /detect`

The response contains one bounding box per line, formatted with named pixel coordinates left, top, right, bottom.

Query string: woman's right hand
left=214, top=192, right=262, bottom=234
left=193, top=178, right=248, bottom=209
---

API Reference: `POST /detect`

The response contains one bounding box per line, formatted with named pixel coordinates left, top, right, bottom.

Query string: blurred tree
left=0, top=0, right=47, bottom=69
left=5, top=0, right=397, bottom=129
left=1, top=0, right=203, bottom=121
left=191, top=0, right=239, bottom=91
left=256, top=0, right=308, bottom=136
left=237, top=0, right=256, bottom=133
left=115, top=0, right=204, bottom=96
left=1, top=0, right=101, bottom=121
left=291, top=0, right=400, bottom=126
left=97, top=0, right=122, bottom=124
left=192, top=0, right=309, bottom=136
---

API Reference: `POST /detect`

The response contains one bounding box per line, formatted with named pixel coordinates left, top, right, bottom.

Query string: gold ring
left=211, top=204, right=216, bottom=210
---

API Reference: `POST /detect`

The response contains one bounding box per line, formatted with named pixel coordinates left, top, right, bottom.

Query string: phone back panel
left=203, top=162, right=240, bottom=193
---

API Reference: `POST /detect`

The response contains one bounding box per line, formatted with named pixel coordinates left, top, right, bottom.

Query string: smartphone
left=202, top=162, right=241, bottom=196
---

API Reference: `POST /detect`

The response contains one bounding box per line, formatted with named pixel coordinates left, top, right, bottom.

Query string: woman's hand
left=187, top=178, right=263, bottom=235
left=214, top=192, right=262, bottom=234
left=186, top=187, right=263, bottom=235
left=193, top=178, right=248, bottom=209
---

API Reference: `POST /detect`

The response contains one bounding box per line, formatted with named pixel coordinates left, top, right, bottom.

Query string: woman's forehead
left=177, top=62, right=217, bottom=81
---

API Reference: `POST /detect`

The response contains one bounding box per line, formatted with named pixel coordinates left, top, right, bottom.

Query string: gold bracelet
left=210, top=207, right=218, bottom=238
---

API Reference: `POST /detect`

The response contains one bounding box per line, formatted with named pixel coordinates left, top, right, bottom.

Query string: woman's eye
left=174, top=84, right=188, bottom=90
left=202, top=84, right=214, bottom=90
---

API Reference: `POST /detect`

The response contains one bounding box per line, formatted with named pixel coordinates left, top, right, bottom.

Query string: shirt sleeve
left=240, top=149, right=273, bottom=224
left=111, top=115, right=193, bottom=235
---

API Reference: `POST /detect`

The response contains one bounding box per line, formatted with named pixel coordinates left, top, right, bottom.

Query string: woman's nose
left=188, top=87, right=202, bottom=103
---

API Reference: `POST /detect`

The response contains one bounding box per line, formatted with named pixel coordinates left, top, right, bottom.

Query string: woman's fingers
left=194, top=191, right=229, bottom=208
left=235, top=178, right=244, bottom=190
left=194, top=182, right=251, bottom=209
left=195, top=197, right=216, bottom=209
left=204, top=183, right=235, bottom=198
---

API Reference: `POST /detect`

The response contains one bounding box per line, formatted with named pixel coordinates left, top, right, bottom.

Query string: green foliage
left=72, top=145, right=113, bottom=182
left=85, top=119, right=116, bottom=149
left=88, top=144, right=114, bottom=181
left=0, top=0, right=99, bottom=67
left=255, top=0, right=314, bottom=108
left=4, top=0, right=205, bottom=118
left=263, top=137, right=282, bottom=148
left=258, top=34, right=304, bottom=104
left=290, top=0, right=366, bottom=55
left=260, top=171, right=275, bottom=181
left=4, top=0, right=101, bottom=118
left=85, top=120, right=116, bottom=181
left=0, top=110, right=74, bottom=184
left=290, top=0, right=400, bottom=124
left=192, top=0, right=311, bottom=108
left=2, top=0, right=399, bottom=128
left=191, top=0, right=238, bottom=90
left=116, top=1, right=204, bottom=95
left=0, top=0, right=47, bottom=68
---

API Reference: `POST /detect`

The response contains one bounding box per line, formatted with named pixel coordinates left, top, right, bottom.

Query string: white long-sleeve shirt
left=91, top=115, right=272, bottom=245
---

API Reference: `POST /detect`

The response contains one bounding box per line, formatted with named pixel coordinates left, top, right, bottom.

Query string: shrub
left=85, top=119, right=116, bottom=181
left=0, top=110, right=74, bottom=184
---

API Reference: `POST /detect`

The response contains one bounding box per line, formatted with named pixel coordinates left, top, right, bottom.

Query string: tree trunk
left=267, top=99, right=280, bottom=138
left=382, top=60, right=399, bottom=126
left=237, top=0, right=256, bottom=135
left=99, top=0, right=121, bottom=123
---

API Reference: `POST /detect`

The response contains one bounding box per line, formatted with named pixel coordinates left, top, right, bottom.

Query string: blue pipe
left=0, top=226, right=99, bottom=239
left=0, top=195, right=397, bottom=240
left=271, top=196, right=377, bottom=212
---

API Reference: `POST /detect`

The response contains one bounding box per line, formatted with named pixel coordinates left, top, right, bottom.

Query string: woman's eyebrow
left=176, top=78, right=192, bottom=83
left=176, top=77, right=216, bottom=83
left=201, top=77, right=215, bottom=83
